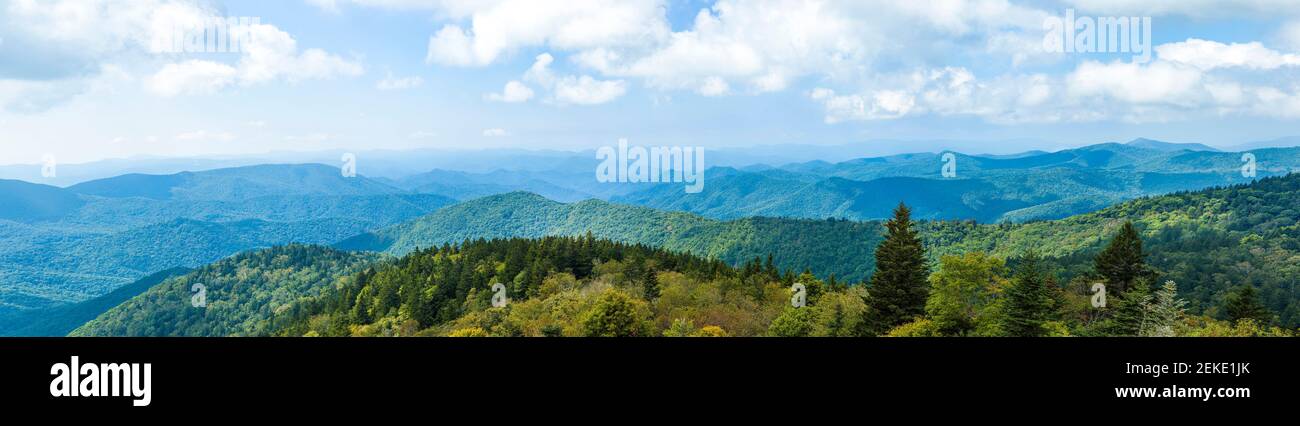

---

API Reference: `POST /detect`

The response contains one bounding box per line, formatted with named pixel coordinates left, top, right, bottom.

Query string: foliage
left=1139, top=281, right=1187, bottom=337
left=581, top=289, right=653, bottom=337
left=71, top=245, right=378, bottom=336
left=1001, top=251, right=1055, bottom=337
left=1222, top=284, right=1274, bottom=326
left=863, top=203, right=930, bottom=335
left=924, top=252, right=1008, bottom=336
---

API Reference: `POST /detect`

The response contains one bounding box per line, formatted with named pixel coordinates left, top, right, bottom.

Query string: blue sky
left=2, top=0, right=1300, bottom=164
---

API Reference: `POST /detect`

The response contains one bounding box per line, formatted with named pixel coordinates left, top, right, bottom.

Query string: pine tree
left=1107, top=279, right=1151, bottom=336
left=1139, top=281, right=1186, bottom=337
left=1223, top=284, right=1273, bottom=325
left=1093, top=221, right=1152, bottom=295
left=863, top=202, right=930, bottom=335
left=643, top=269, right=661, bottom=300
left=1002, top=251, right=1052, bottom=337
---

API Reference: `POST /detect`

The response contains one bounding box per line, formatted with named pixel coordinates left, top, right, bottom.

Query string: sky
left=2, top=0, right=1300, bottom=165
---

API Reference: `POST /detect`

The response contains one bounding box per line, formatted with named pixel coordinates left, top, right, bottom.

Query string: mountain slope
left=1125, top=138, right=1221, bottom=152
left=0, top=179, right=85, bottom=221
left=68, top=163, right=403, bottom=201
left=339, top=191, right=886, bottom=283
left=0, top=164, right=456, bottom=312
left=72, top=245, right=378, bottom=337
left=0, top=267, right=191, bottom=336
left=72, top=173, right=1300, bottom=336
left=346, top=174, right=1300, bottom=326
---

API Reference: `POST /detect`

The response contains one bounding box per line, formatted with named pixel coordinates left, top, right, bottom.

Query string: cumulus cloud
left=1156, top=39, right=1300, bottom=70
left=1066, top=60, right=1204, bottom=105
left=552, top=75, right=626, bottom=105
left=146, top=60, right=238, bottom=96
left=145, top=22, right=363, bottom=97
left=1, top=0, right=363, bottom=104
left=424, top=0, right=669, bottom=66
left=485, top=80, right=535, bottom=103
left=490, top=53, right=626, bottom=105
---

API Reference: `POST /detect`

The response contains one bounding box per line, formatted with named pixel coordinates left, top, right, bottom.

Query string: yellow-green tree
left=925, top=252, right=1009, bottom=336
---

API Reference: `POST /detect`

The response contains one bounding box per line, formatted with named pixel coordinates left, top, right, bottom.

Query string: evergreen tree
left=1107, top=279, right=1152, bottom=336
left=1093, top=221, right=1151, bottom=295
left=1223, top=284, right=1273, bottom=326
left=643, top=269, right=661, bottom=301
left=1002, top=251, right=1053, bottom=337
left=1139, top=281, right=1186, bottom=337
left=863, top=202, right=930, bottom=335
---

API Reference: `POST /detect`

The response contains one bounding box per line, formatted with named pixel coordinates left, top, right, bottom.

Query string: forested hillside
left=71, top=245, right=380, bottom=337
left=0, top=267, right=190, bottom=336
left=343, top=174, right=1300, bottom=327
left=337, top=191, right=885, bottom=286
left=76, top=172, right=1300, bottom=337
left=0, top=164, right=454, bottom=312
left=276, top=230, right=1291, bottom=337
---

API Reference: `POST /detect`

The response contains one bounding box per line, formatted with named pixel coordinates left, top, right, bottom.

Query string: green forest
left=279, top=210, right=1293, bottom=337
left=73, top=174, right=1300, bottom=337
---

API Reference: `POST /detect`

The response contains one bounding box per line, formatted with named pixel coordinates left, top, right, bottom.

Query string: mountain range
left=5, top=138, right=1300, bottom=333
left=0, top=164, right=453, bottom=313
left=65, top=172, right=1300, bottom=336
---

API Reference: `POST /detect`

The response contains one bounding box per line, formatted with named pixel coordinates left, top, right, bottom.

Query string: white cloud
left=2, top=1, right=363, bottom=101
left=1156, top=39, right=1300, bottom=70
left=482, top=128, right=509, bottom=137
left=424, top=0, right=669, bottom=66
left=503, top=53, right=626, bottom=105
left=1066, top=60, right=1204, bottom=105
left=409, top=130, right=437, bottom=139
left=146, top=60, right=237, bottom=96
left=145, top=23, right=363, bottom=97
left=553, top=75, right=626, bottom=105
left=376, top=73, right=425, bottom=90
left=811, top=88, right=912, bottom=122
left=485, top=80, right=535, bottom=102
left=698, top=77, right=730, bottom=96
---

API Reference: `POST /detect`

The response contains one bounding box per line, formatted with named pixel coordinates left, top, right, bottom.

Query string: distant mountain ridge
left=1124, top=138, right=1221, bottom=152
left=614, top=142, right=1300, bottom=223
left=0, top=164, right=454, bottom=312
